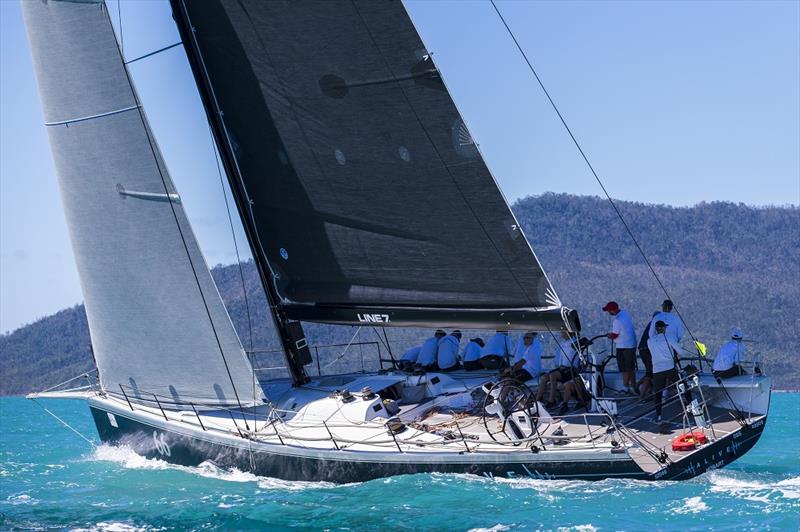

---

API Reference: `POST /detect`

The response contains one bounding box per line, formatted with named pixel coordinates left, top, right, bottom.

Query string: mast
left=170, top=0, right=310, bottom=385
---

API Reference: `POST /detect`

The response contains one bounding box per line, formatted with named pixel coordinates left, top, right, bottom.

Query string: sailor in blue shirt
left=398, top=345, right=421, bottom=371
left=416, top=329, right=446, bottom=370
left=480, top=330, right=514, bottom=370
left=437, top=330, right=462, bottom=371
left=462, top=337, right=485, bottom=371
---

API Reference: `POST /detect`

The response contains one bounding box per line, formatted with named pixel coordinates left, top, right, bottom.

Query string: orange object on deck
left=671, top=431, right=709, bottom=452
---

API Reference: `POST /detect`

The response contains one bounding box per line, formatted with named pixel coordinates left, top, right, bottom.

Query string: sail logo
left=357, top=313, right=390, bottom=323
left=152, top=431, right=171, bottom=457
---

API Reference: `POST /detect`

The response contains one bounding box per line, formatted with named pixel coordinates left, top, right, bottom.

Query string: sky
left=1, top=0, right=798, bottom=333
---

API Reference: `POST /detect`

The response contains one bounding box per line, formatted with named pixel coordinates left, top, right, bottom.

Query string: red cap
left=602, top=301, right=619, bottom=313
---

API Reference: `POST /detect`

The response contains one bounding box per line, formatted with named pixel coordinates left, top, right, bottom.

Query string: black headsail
left=171, top=0, right=578, bottom=344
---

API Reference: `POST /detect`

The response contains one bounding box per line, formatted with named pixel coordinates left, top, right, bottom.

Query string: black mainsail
left=171, top=0, right=576, bottom=332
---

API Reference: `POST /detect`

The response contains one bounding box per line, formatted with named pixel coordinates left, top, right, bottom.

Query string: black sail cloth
left=173, top=0, right=575, bottom=330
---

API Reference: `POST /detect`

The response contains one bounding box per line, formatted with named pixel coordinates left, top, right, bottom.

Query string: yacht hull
left=88, top=403, right=766, bottom=483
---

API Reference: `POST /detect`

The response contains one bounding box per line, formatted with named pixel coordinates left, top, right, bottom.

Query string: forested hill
left=1, top=193, right=797, bottom=394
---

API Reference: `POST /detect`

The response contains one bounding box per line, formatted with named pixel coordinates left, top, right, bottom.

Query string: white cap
left=731, top=327, right=743, bottom=340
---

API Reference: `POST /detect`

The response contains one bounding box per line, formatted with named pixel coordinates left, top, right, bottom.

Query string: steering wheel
left=480, top=378, right=539, bottom=446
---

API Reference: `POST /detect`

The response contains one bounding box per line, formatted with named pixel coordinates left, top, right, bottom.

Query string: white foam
left=90, top=444, right=265, bottom=484
left=468, top=525, right=511, bottom=532
left=88, top=444, right=351, bottom=490
left=70, top=521, right=162, bottom=532
left=672, top=496, right=709, bottom=514
left=455, top=472, right=658, bottom=499
left=90, top=445, right=172, bottom=471
left=6, top=493, right=36, bottom=506
left=256, top=476, right=344, bottom=491
left=707, top=472, right=800, bottom=503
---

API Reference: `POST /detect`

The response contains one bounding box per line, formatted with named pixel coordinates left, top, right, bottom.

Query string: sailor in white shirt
left=437, top=330, right=462, bottom=372
left=648, top=299, right=684, bottom=342
left=416, top=329, right=446, bottom=370
left=462, top=337, right=485, bottom=371
left=647, top=320, right=694, bottom=422
left=602, top=300, right=637, bottom=393
left=508, top=332, right=542, bottom=382
left=553, top=334, right=581, bottom=370
left=535, top=331, right=581, bottom=406
left=480, top=330, right=514, bottom=370
left=713, top=327, right=746, bottom=378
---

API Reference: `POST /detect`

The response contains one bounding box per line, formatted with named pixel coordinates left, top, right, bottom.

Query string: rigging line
left=30, top=398, right=97, bottom=448
left=208, top=116, right=258, bottom=420
left=349, top=1, right=538, bottom=308
left=124, top=42, right=183, bottom=65
left=382, top=327, right=396, bottom=363
left=116, top=0, right=123, bottom=57
left=102, top=7, right=251, bottom=430
left=323, top=326, right=363, bottom=370
left=489, top=0, right=698, bottom=343
left=208, top=123, right=255, bottom=355
left=371, top=327, right=394, bottom=363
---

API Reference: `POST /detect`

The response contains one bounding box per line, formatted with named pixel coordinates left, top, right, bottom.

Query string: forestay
left=173, top=0, right=572, bottom=330
left=22, top=0, right=261, bottom=407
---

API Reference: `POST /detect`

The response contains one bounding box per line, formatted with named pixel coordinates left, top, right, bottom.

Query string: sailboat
left=23, top=0, right=771, bottom=483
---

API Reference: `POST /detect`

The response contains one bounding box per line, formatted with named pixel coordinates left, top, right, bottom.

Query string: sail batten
left=22, top=0, right=261, bottom=407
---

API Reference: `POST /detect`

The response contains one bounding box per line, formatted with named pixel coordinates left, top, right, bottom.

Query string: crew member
left=416, top=329, right=446, bottom=371
left=647, top=320, right=694, bottom=423
left=437, top=330, right=462, bottom=372
left=557, top=374, right=589, bottom=415
left=462, top=338, right=485, bottom=371
left=602, top=301, right=637, bottom=394
left=508, top=331, right=542, bottom=382
left=648, top=299, right=684, bottom=341
left=713, top=327, right=747, bottom=378
left=637, top=311, right=658, bottom=400
left=398, top=345, right=421, bottom=371
left=480, top=330, right=514, bottom=370
left=535, top=331, right=581, bottom=407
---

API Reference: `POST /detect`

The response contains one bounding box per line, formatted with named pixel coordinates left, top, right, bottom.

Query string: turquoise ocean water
left=1, top=394, right=798, bottom=531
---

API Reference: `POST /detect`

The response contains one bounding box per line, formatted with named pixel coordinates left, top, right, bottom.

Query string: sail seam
left=44, top=105, right=140, bottom=127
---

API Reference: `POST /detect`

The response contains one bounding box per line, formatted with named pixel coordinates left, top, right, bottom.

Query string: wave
left=87, top=444, right=347, bottom=491
left=670, top=496, right=708, bottom=514
left=5, top=493, right=37, bottom=506
left=435, top=471, right=663, bottom=495
left=70, top=521, right=165, bottom=532
left=706, top=471, right=800, bottom=503
left=467, top=525, right=511, bottom=532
